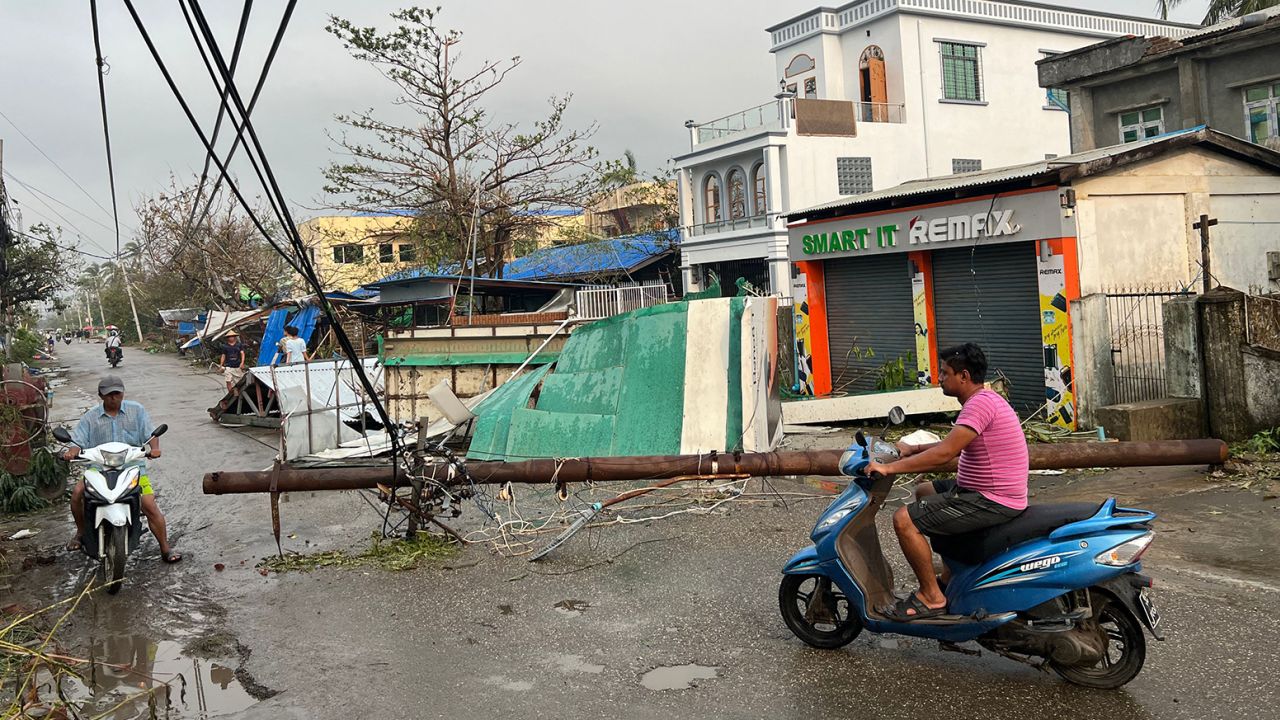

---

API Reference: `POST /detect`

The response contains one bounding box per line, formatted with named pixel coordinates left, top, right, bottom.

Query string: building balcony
left=688, top=97, right=905, bottom=148
left=686, top=214, right=772, bottom=237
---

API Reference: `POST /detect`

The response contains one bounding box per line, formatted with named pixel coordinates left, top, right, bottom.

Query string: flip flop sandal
left=882, top=593, right=947, bottom=622
left=162, top=550, right=183, bottom=564
left=66, top=539, right=82, bottom=552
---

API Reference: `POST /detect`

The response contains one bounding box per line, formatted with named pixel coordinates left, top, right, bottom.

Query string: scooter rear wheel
left=779, top=574, right=863, bottom=649
left=1051, top=596, right=1146, bottom=689
left=102, top=525, right=127, bottom=594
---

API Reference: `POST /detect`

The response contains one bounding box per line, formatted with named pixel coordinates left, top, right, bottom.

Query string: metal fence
left=574, top=283, right=668, bottom=321
left=1105, top=286, right=1194, bottom=403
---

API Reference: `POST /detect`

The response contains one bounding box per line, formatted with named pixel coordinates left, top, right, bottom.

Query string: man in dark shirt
left=218, top=330, right=247, bottom=394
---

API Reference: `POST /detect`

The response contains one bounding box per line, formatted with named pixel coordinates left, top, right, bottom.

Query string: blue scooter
left=779, top=407, right=1163, bottom=689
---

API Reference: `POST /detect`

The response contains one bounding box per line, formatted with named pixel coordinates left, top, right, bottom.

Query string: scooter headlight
left=817, top=508, right=853, bottom=530
left=1095, top=532, right=1154, bottom=566
left=99, top=450, right=128, bottom=468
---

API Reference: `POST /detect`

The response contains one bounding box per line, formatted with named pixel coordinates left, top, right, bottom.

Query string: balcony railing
left=691, top=98, right=906, bottom=146
left=855, top=101, right=906, bottom=124
left=687, top=214, right=771, bottom=237
left=693, top=101, right=784, bottom=145
left=574, top=283, right=668, bottom=321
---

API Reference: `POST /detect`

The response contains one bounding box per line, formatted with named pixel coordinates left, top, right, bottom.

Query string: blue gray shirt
left=71, top=400, right=155, bottom=448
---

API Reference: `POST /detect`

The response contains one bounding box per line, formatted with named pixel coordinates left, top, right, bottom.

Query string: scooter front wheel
left=779, top=574, right=863, bottom=649
left=102, top=525, right=127, bottom=594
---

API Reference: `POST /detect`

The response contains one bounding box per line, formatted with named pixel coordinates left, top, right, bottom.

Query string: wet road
left=9, top=342, right=1280, bottom=719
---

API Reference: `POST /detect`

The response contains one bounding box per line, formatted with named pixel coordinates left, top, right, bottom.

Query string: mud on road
left=4, top=342, right=1279, bottom=719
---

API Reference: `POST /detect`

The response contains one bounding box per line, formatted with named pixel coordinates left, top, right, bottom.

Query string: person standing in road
left=218, top=330, right=247, bottom=394
left=63, top=376, right=181, bottom=563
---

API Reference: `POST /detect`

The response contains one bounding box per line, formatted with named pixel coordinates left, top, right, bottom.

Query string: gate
left=1105, top=286, right=1194, bottom=403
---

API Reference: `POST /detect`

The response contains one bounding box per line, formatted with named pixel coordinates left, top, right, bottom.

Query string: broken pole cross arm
left=202, top=440, right=1229, bottom=495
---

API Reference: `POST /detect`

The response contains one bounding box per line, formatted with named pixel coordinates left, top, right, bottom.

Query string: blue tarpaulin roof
left=366, top=230, right=677, bottom=289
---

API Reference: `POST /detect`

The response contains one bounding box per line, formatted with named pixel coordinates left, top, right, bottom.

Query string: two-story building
left=299, top=212, right=420, bottom=292
left=1038, top=7, right=1280, bottom=152
left=674, top=0, right=1197, bottom=298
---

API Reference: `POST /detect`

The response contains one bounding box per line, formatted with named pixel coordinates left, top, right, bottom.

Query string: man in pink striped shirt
left=865, top=343, right=1028, bottom=621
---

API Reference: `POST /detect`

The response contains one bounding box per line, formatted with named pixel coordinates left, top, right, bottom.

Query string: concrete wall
left=1163, top=296, right=1202, bottom=399
left=1072, top=147, right=1280, bottom=295
left=1069, top=293, right=1115, bottom=429
left=1198, top=288, right=1280, bottom=441
left=1081, top=67, right=1182, bottom=149
left=1069, top=34, right=1280, bottom=150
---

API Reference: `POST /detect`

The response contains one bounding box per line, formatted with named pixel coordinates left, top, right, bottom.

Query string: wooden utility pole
left=117, top=257, right=145, bottom=343
left=1194, top=214, right=1219, bottom=294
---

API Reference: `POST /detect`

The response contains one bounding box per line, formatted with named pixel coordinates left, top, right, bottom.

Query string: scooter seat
left=931, top=502, right=1102, bottom=566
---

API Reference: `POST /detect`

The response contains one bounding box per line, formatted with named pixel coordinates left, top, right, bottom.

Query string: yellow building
left=298, top=213, right=420, bottom=292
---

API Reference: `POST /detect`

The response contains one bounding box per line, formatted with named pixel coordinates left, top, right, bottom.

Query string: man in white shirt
left=279, top=325, right=309, bottom=365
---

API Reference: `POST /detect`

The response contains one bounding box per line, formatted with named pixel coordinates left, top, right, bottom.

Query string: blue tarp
left=365, top=229, right=677, bottom=288
left=177, top=322, right=195, bottom=335
left=292, top=305, right=322, bottom=342
left=256, top=308, right=291, bottom=366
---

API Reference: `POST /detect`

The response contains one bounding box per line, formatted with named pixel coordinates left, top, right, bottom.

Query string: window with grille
left=398, top=244, right=417, bottom=262
left=939, top=41, right=982, bottom=102
left=836, top=157, right=873, bottom=195
left=952, top=158, right=982, bottom=174
left=378, top=244, right=395, bottom=263
left=1244, top=82, right=1280, bottom=144
left=1040, top=51, right=1068, bottom=110
left=1119, top=107, right=1163, bottom=143
left=804, top=77, right=817, bottom=99
left=704, top=174, right=722, bottom=222
left=332, top=244, right=364, bottom=264
left=727, top=168, right=747, bottom=220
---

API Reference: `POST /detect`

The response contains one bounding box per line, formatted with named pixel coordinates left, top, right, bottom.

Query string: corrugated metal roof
left=789, top=126, right=1209, bottom=219
left=503, top=229, right=678, bottom=280
left=367, top=230, right=678, bottom=287
left=1179, top=6, right=1280, bottom=42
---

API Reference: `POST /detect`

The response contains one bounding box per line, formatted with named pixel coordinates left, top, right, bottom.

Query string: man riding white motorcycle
left=63, top=376, right=182, bottom=564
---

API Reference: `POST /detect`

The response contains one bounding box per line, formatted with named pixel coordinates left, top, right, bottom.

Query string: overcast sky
left=0, top=1, right=1210, bottom=258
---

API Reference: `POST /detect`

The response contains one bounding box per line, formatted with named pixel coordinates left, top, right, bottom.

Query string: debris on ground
left=259, top=531, right=454, bottom=573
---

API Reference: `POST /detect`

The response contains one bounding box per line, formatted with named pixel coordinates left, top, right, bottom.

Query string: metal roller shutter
left=824, top=254, right=916, bottom=394
left=932, top=243, right=1044, bottom=415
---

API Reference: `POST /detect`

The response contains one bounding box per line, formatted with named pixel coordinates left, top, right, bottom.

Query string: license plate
left=1137, top=589, right=1161, bottom=628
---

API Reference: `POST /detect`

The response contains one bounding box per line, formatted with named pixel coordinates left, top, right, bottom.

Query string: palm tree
left=1156, top=0, right=1278, bottom=24
left=601, top=150, right=639, bottom=189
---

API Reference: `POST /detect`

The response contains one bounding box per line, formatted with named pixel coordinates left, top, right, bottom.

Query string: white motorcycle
left=52, top=424, right=167, bottom=593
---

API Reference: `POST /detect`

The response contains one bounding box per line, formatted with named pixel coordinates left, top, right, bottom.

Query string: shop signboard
left=787, top=190, right=1070, bottom=261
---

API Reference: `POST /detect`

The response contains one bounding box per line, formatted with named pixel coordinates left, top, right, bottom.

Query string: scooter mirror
left=151, top=424, right=169, bottom=438
left=51, top=426, right=73, bottom=443
left=887, top=406, right=906, bottom=426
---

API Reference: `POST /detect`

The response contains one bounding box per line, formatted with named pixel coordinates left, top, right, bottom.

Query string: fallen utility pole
left=203, top=439, right=1228, bottom=495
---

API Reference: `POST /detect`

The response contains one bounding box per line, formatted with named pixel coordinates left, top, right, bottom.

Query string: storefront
left=788, top=187, right=1080, bottom=427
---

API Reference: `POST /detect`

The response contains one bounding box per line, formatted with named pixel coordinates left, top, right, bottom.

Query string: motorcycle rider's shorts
left=138, top=475, right=154, bottom=495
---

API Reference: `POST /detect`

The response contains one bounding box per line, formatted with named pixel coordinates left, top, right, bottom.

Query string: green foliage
left=0, top=448, right=65, bottom=514
left=259, top=531, right=454, bottom=573
left=11, top=327, right=43, bottom=360
left=875, top=352, right=916, bottom=392
left=1235, top=427, right=1280, bottom=456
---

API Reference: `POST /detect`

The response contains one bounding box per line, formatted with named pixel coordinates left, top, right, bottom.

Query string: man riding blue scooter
left=778, top=341, right=1162, bottom=688
left=866, top=342, right=1026, bottom=621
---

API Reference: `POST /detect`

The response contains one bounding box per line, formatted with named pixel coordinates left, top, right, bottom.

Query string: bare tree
left=133, top=179, right=292, bottom=309
left=323, top=6, right=604, bottom=277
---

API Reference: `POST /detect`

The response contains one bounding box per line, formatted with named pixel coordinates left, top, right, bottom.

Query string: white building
left=674, top=0, right=1197, bottom=297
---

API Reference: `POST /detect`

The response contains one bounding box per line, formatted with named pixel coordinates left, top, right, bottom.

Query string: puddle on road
left=553, top=598, right=591, bottom=616
left=484, top=674, right=535, bottom=691
left=38, top=635, right=259, bottom=718
left=549, top=653, right=605, bottom=675
left=640, top=664, right=720, bottom=691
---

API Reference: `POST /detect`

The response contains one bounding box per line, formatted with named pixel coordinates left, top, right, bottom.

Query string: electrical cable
left=181, top=0, right=253, bottom=237
left=119, top=0, right=304, bottom=279
left=172, top=0, right=291, bottom=250
left=186, top=0, right=296, bottom=237
left=88, top=0, right=122, bottom=257
left=181, top=0, right=404, bottom=533
left=0, top=108, right=116, bottom=223
left=2, top=171, right=117, bottom=234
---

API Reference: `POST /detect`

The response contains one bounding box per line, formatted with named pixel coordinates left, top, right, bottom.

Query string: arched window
left=751, top=163, right=767, bottom=216
left=727, top=168, right=747, bottom=220
left=703, top=174, right=722, bottom=223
